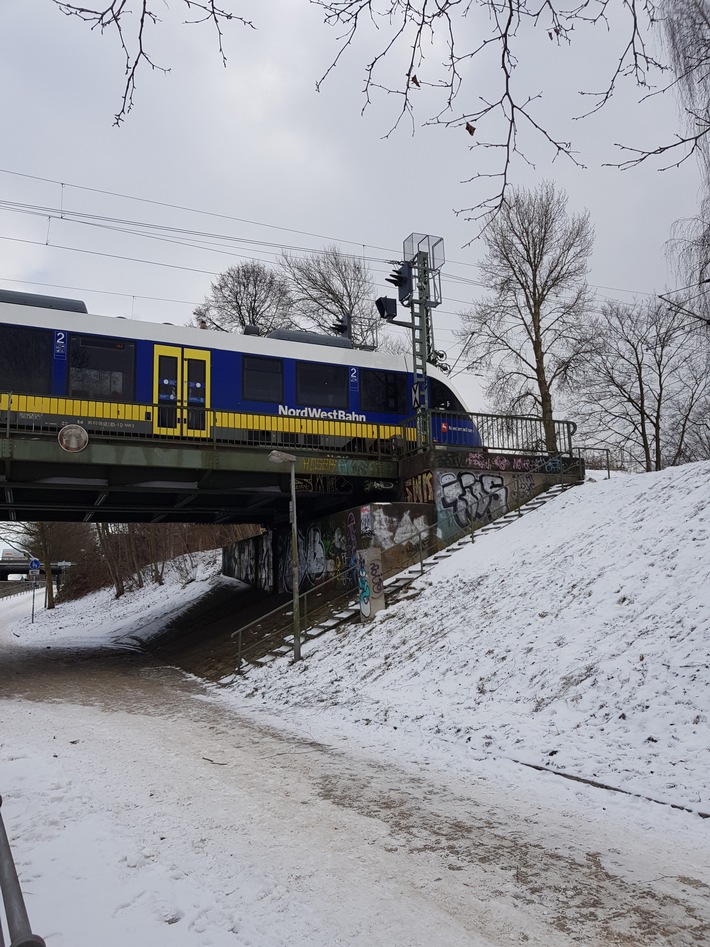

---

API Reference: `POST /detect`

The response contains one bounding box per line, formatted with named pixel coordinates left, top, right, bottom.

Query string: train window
left=243, top=355, right=283, bottom=403
left=360, top=369, right=408, bottom=414
left=430, top=378, right=466, bottom=411
left=296, top=362, right=348, bottom=409
left=0, top=325, right=53, bottom=395
left=68, top=335, right=135, bottom=401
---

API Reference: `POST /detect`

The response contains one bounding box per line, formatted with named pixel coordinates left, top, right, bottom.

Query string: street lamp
left=268, top=449, right=301, bottom=661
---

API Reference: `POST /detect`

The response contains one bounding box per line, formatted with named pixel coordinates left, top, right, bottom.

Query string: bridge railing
left=0, top=394, right=401, bottom=460
left=399, top=410, right=578, bottom=456
left=1, top=392, right=577, bottom=460
left=0, top=796, right=46, bottom=947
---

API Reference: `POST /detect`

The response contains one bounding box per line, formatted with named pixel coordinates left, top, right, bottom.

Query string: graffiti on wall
left=222, top=531, right=274, bottom=591
left=404, top=470, right=434, bottom=504
left=511, top=473, right=536, bottom=507
left=435, top=451, right=567, bottom=474
left=356, top=548, right=385, bottom=621
left=275, top=506, right=365, bottom=593
left=438, top=471, right=509, bottom=529
left=295, top=475, right=353, bottom=494
left=278, top=524, right=328, bottom=592
left=357, top=552, right=371, bottom=616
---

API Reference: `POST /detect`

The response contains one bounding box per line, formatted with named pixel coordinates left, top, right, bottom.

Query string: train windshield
left=430, top=378, right=466, bottom=412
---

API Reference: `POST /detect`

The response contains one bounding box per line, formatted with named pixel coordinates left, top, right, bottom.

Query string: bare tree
left=18, top=522, right=93, bottom=609
left=279, top=246, right=376, bottom=348
left=193, top=262, right=294, bottom=334
left=573, top=300, right=710, bottom=470
left=457, top=182, right=593, bottom=453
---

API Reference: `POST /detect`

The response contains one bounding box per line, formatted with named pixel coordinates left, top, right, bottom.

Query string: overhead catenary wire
left=0, top=167, right=658, bottom=306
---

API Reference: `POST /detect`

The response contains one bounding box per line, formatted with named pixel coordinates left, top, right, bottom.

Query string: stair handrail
left=0, top=796, right=46, bottom=947
left=230, top=458, right=580, bottom=670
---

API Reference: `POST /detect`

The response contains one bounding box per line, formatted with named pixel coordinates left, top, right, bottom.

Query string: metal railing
left=403, top=411, right=578, bottom=456
left=573, top=445, right=613, bottom=479
left=2, top=391, right=578, bottom=460
left=0, top=393, right=402, bottom=460
left=230, top=458, right=581, bottom=669
left=0, top=796, right=46, bottom=947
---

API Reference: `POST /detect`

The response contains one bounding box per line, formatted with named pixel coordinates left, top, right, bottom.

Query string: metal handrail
left=0, top=796, right=46, bottom=947
left=2, top=391, right=578, bottom=460
left=400, top=410, right=578, bottom=457
left=573, top=445, right=612, bottom=479
left=229, top=458, right=580, bottom=669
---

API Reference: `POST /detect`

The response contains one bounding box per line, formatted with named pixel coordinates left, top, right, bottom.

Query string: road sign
left=29, top=558, right=40, bottom=571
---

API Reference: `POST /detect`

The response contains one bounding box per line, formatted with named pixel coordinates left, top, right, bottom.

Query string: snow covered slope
left=4, top=462, right=709, bottom=812
left=2, top=463, right=709, bottom=947
left=233, top=462, right=710, bottom=813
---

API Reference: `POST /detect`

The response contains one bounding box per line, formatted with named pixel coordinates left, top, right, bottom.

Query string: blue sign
left=29, top=558, right=40, bottom=571
left=53, top=330, right=67, bottom=359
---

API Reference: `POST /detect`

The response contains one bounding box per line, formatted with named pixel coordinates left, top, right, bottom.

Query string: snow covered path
left=3, top=636, right=708, bottom=946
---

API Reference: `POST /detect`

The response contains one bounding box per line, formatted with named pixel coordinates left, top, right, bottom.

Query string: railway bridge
left=0, top=409, right=581, bottom=530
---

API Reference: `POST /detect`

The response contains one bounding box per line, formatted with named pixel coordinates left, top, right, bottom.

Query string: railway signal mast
left=379, top=233, right=446, bottom=448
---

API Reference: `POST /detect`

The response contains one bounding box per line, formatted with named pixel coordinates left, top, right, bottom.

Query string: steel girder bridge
left=0, top=433, right=399, bottom=528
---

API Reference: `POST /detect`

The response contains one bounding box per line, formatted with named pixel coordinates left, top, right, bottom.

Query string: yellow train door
left=153, top=345, right=211, bottom=438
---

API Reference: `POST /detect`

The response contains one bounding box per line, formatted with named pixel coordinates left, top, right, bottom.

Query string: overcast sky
left=0, top=1, right=702, bottom=407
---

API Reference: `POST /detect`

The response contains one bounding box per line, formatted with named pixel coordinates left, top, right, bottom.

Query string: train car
left=0, top=290, right=480, bottom=454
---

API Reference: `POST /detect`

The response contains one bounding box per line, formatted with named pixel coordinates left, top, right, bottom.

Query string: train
left=0, top=289, right=480, bottom=454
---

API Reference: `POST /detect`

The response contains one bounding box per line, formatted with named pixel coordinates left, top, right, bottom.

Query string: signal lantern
left=385, top=262, right=413, bottom=305
left=375, top=297, right=398, bottom=321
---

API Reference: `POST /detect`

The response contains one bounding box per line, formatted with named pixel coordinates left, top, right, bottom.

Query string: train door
left=152, top=345, right=211, bottom=438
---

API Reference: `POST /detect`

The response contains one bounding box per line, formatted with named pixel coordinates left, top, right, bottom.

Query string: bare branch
left=52, top=1, right=254, bottom=124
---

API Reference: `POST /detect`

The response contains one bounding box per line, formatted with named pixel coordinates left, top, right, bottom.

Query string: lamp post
left=268, top=449, right=301, bottom=661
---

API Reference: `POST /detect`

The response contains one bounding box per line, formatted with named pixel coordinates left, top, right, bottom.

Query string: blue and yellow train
left=0, top=289, right=480, bottom=453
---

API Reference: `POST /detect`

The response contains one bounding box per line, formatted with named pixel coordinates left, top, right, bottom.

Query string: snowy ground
left=1, top=463, right=710, bottom=945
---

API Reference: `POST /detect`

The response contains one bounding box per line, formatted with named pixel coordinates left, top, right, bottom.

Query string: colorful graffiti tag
left=356, top=548, right=385, bottom=621
left=436, top=451, right=568, bottom=474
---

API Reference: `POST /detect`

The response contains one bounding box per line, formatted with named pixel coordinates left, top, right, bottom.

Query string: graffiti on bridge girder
left=295, top=475, right=353, bottom=494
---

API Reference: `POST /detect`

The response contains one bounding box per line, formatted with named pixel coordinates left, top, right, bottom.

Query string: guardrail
left=2, top=391, right=577, bottom=460
left=573, top=445, right=613, bottom=479
left=401, top=410, right=578, bottom=456
left=0, top=796, right=46, bottom=947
